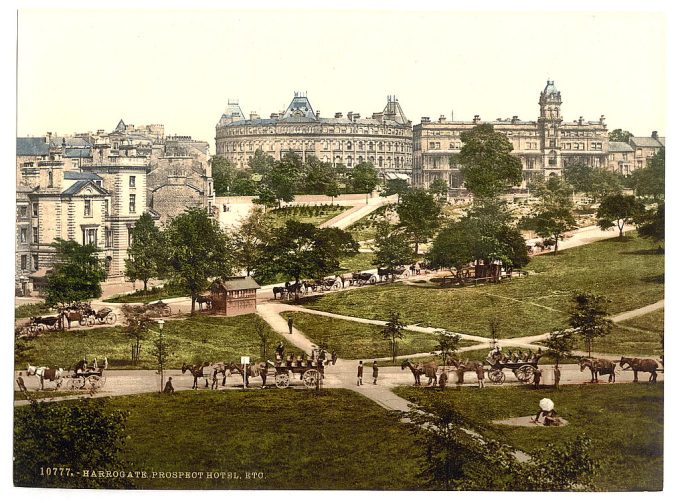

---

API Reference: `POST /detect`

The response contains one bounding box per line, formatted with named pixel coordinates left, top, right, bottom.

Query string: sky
left=16, top=7, right=667, bottom=152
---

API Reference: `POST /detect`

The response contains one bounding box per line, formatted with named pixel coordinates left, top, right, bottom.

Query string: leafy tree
left=528, top=177, right=576, bottom=254
left=428, top=177, right=449, bottom=200
left=396, top=188, right=442, bottom=254
left=563, top=163, right=621, bottom=201
left=371, top=223, right=414, bottom=280
left=231, top=170, right=259, bottom=196
left=150, top=326, right=174, bottom=392
left=381, top=311, right=406, bottom=363
left=568, top=292, right=613, bottom=357
left=252, top=185, right=278, bottom=210
left=120, top=304, right=153, bottom=364
left=433, top=330, right=461, bottom=366
left=14, top=399, right=130, bottom=488
left=165, top=208, right=234, bottom=314
left=632, top=147, right=664, bottom=200
left=302, top=156, right=336, bottom=194
left=596, top=192, right=644, bottom=237
left=231, top=207, right=273, bottom=276
left=124, top=213, right=165, bottom=291
left=257, top=221, right=358, bottom=292
left=254, top=315, right=270, bottom=360
left=268, top=152, right=302, bottom=206
left=456, top=123, right=522, bottom=197
left=350, top=161, right=380, bottom=194
left=45, top=239, right=107, bottom=307
left=381, top=178, right=410, bottom=202
left=636, top=203, right=664, bottom=243
left=562, top=163, right=593, bottom=194
left=248, top=148, right=275, bottom=176
left=324, top=179, right=341, bottom=204
left=608, top=129, right=634, bottom=143
left=209, top=155, right=237, bottom=196
left=543, top=328, right=577, bottom=372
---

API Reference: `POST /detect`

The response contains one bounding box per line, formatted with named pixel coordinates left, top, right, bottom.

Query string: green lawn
left=300, top=235, right=664, bottom=342
left=15, top=302, right=53, bottom=319
left=620, top=308, right=664, bottom=333
left=15, top=389, right=421, bottom=489
left=15, top=314, right=302, bottom=370
left=103, top=285, right=185, bottom=303
left=338, top=252, right=376, bottom=273
left=269, top=205, right=345, bottom=227
left=282, top=311, right=476, bottom=360
left=394, top=383, right=663, bottom=491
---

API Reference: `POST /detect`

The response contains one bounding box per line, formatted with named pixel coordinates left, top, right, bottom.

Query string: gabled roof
left=114, top=119, right=127, bottom=133
left=608, top=141, right=634, bottom=153
left=50, top=136, right=92, bottom=148
left=61, top=180, right=109, bottom=196
left=382, top=97, right=409, bottom=125
left=64, top=147, right=92, bottom=158
left=211, top=276, right=261, bottom=291
left=630, top=136, right=663, bottom=148
left=282, top=94, right=317, bottom=120
left=17, top=137, right=49, bottom=156
left=64, top=171, right=102, bottom=181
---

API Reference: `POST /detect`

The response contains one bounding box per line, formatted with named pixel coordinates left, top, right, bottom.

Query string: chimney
left=421, top=117, right=431, bottom=124
left=347, top=111, right=353, bottom=120
left=651, top=131, right=658, bottom=140
left=600, top=115, right=606, bottom=125
left=512, top=115, right=518, bottom=124
left=334, top=112, right=343, bottom=119
left=473, top=115, right=481, bottom=124
left=578, top=116, right=583, bottom=125
left=316, top=111, right=320, bottom=119
left=270, top=113, right=279, bottom=119
left=439, top=115, right=446, bottom=123
left=249, top=112, right=260, bottom=120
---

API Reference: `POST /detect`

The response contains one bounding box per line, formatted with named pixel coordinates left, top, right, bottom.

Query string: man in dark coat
left=331, top=350, right=337, bottom=365
left=163, top=377, right=174, bottom=393
left=372, top=361, right=379, bottom=385
left=16, top=372, right=27, bottom=393
left=287, top=316, right=294, bottom=334
left=357, top=361, right=363, bottom=386
left=533, top=368, right=542, bottom=389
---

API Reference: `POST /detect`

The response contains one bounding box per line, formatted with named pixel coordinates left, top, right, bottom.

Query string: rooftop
left=17, top=137, right=50, bottom=156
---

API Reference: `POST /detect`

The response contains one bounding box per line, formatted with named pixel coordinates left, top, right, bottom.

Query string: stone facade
left=412, top=81, right=610, bottom=191
left=629, top=132, right=665, bottom=171
left=215, top=94, right=413, bottom=175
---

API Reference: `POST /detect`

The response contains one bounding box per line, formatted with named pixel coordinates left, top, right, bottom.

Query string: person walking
left=476, top=365, right=485, bottom=389
left=331, top=350, right=337, bottom=365
left=287, top=316, right=294, bottom=335
left=163, top=376, right=175, bottom=393
left=533, top=368, right=542, bottom=389
left=553, top=365, right=561, bottom=390
left=357, top=361, right=363, bottom=386
left=16, top=372, right=27, bottom=393
left=372, top=361, right=379, bottom=385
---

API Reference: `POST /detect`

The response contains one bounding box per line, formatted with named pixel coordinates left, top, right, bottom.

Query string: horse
left=196, top=295, right=212, bottom=311
left=61, top=306, right=95, bottom=329
left=228, top=362, right=268, bottom=388
left=209, top=362, right=229, bottom=388
left=339, top=272, right=355, bottom=288
left=27, top=364, right=65, bottom=390
left=449, top=358, right=484, bottom=384
left=620, top=356, right=659, bottom=383
left=579, top=357, right=616, bottom=383
left=272, top=286, right=286, bottom=299
left=181, top=362, right=211, bottom=389
left=401, top=359, right=438, bottom=386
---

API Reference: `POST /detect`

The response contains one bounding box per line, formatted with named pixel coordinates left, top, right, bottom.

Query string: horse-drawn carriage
left=484, top=351, right=544, bottom=384
left=270, top=358, right=325, bottom=389
left=352, top=271, right=378, bottom=286
left=64, top=359, right=107, bottom=390
left=61, top=303, right=117, bottom=328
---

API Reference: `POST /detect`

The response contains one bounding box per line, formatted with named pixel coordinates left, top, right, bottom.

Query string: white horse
left=27, top=364, right=65, bottom=390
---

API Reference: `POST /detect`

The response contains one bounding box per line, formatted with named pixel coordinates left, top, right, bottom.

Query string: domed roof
left=543, top=80, right=559, bottom=96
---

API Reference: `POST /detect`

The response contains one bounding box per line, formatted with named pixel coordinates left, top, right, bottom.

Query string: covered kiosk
left=209, top=276, right=261, bottom=317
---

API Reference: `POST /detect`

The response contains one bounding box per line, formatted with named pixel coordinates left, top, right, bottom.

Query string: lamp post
left=157, top=319, right=165, bottom=393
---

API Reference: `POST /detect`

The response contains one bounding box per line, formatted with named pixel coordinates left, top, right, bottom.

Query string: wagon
left=270, top=359, right=325, bottom=389
left=352, top=272, right=377, bottom=286
left=65, top=367, right=106, bottom=390
left=484, top=353, right=544, bottom=384
left=91, top=307, right=117, bottom=325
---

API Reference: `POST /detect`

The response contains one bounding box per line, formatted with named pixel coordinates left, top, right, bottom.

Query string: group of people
left=357, top=360, right=379, bottom=386
left=487, top=344, right=542, bottom=364
left=274, top=340, right=338, bottom=368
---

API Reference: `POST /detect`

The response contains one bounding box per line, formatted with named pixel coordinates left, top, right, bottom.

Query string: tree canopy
left=635, top=203, right=664, bottom=243
left=209, top=156, right=237, bottom=196
left=596, top=192, right=644, bottom=237
left=231, top=207, right=274, bottom=276
left=568, top=292, right=613, bottom=356
left=608, top=129, right=634, bottom=143
left=124, top=212, right=165, bottom=291
left=350, top=161, right=380, bottom=193
left=45, top=238, right=107, bottom=307
left=372, top=223, right=414, bottom=277
left=396, top=188, right=442, bottom=253
left=632, top=147, right=664, bottom=200
left=456, top=124, right=523, bottom=197
left=527, top=177, right=576, bottom=254
left=562, top=163, right=621, bottom=201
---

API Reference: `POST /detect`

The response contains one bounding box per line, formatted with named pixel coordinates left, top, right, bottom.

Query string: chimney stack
left=652, top=131, right=658, bottom=140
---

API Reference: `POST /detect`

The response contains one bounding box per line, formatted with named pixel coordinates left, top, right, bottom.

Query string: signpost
left=241, top=356, right=250, bottom=390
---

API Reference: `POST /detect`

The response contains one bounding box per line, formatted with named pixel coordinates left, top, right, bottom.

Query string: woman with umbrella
left=532, top=398, right=561, bottom=426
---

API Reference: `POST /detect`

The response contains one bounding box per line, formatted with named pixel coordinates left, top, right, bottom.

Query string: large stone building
left=215, top=93, right=413, bottom=174
left=15, top=122, right=213, bottom=294
left=412, top=81, right=610, bottom=190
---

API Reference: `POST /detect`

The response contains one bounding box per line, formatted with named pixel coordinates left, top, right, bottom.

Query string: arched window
left=378, top=156, right=383, bottom=167
left=347, top=141, right=353, bottom=149
left=347, top=156, right=353, bottom=167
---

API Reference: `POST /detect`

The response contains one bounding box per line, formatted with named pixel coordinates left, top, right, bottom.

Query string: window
left=18, top=206, right=27, bottom=218
left=21, top=255, right=27, bottom=271
left=84, top=198, right=92, bottom=217
left=20, top=227, right=27, bottom=243
left=105, top=228, right=112, bottom=248
left=48, top=170, right=53, bottom=187
left=32, top=254, right=38, bottom=270
left=129, top=175, right=136, bottom=187
left=32, top=227, right=38, bottom=244
left=32, top=203, right=38, bottom=218
left=104, top=199, right=109, bottom=216
left=84, top=228, right=97, bottom=246
left=129, top=194, right=136, bottom=213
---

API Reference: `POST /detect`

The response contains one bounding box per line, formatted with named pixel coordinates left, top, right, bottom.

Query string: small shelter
left=209, top=276, right=261, bottom=317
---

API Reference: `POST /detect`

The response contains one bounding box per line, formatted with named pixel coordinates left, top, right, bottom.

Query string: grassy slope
left=15, top=302, right=52, bottom=319
left=15, top=314, right=302, bottom=370
left=395, top=383, right=663, bottom=491
left=56, top=389, right=420, bottom=489
left=300, top=236, right=664, bottom=341
left=282, top=311, right=476, bottom=360
left=269, top=206, right=345, bottom=227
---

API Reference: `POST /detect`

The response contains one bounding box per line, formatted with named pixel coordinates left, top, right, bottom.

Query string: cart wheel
left=69, top=376, right=86, bottom=390
left=302, top=369, right=320, bottom=389
left=275, top=372, right=290, bottom=389
left=105, top=312, right=117, bottom=324
left=88, top=375, right=106, bottom=388
left=369, top=276, right=377, bottom=284
left=488, top=369, right=505, bottom=384
left=86, top=316, right=96, bottom=326
left=515, top=365, right=535, bottom=383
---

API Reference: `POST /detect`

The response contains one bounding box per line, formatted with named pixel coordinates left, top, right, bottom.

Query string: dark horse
left=401, top=359, right=438, bottom=386
left=228, top=362, right=268, bottom=388
left=181, top=362, right=210, bottom=389
left=579, top=357, right=616, bottom=383
left=620, top=356, right=659, bottom=383
left=209, top=362, right=229, bottom=389
left=272, top=286, right=286, bottom=300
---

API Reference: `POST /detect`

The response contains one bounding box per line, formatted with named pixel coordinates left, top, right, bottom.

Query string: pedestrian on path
left=163, top=377, right=175, bottom=393
left=357, top=361, right=363, bottom=386
left=372, top=361, right=379, bottom=385
left=533, top=368, right=542, bottom=389
left=287, top=316, right=294, bottom=334
left=438, top=370, right=448, bottom=389
left=476, top=365, right=485, bottom=389
left=553, top=366, right=561, bottom=390
left=16, top=372, right=27, bottom=393
left=331, top=350, right=337, bottom=365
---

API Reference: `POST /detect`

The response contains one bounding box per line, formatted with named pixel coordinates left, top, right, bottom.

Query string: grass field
left=269, top=205, right=345, bottom=227
left=103, top=285, right=185, bottom=303
left=16, top=389, right=421, bottom=489
left=281, top=311, right=477, bottom=360
left=15, top=302, right=52, bottom=319
left=15, top=314, right=302, bottom=370
left=337, top=252, right=376, bottom=273
left=300, top=236, right=664, bottom=343
left=394, top=383, right=664, bottom=491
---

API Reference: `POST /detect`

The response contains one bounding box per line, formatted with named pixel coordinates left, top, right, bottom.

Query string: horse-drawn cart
left=270, top=359, right=325, bottom=389
left=91, top=307, right=117, bottom=325
left=65, top=367, right=106, bottom=390
left=485, top=352, right=544, bottom=384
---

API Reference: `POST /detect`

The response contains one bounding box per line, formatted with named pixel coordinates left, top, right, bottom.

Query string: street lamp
left=157, top=319, right=165, bottom=393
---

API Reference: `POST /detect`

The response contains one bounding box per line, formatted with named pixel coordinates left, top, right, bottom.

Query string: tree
left=632, top=147, right=664, bottom=201
left=252, top=185, right=278, bottom=210
left=568, top=292, right=613, bottom=357
left=456, top=123, right=523, bottom=198
left=428, top=177, right=449, bottom=201
left=150, top=327, right=174, bottom=392
left=562, top=163, right=593, bottom=194
left=563, top=163, right=621, bottom=201
left=380, top=178, right=410, bottom=202
left=231, top=207, right=273, bottom=276
left=14, top=399, right=129, bottom=488
left=371, top=223, right=414, bottom=279
left=248, top=148, right=275, bottom=176
left=528, top=177, right=576, bottom=254
left=165, top=208, right=234, bottom=314
left=302, top=156, right=336, bottom=194
left=120, top=304, right=153, bottom=364
left=267, top=152, right=302, bottom=207
left=543, top=328, right=577, bottom=376
left=209, top=155, right=237, bottom=196
left=433, top=330, right=461, bottom=366
left=636, top=203, right=664, bottom=243
left=596, top=192, right=643, bottom=237
left=45, top=239, right=107, bottom=307
left=231, top=170, right=259, bottom=196
left=396, top=188, right=442, bottom=254
left=381, top=311, right=406, bottom=363
left=324, top=179, right=341, bottom=204
left=124, top=213, right=165, bottom=291
left=350, top=161, right=380, bottom=194
left=608, top=129, right=634, bottom=143
left=257, top=221, right=358, bottom=292
left=254, top=315, right=270, bottom=360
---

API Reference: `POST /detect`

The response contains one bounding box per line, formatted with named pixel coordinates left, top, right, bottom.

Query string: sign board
left=240, top=356, right=250, bottom=365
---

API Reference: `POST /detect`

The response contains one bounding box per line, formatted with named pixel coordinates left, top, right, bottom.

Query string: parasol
left=539, top=398, right=554, bottom=411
